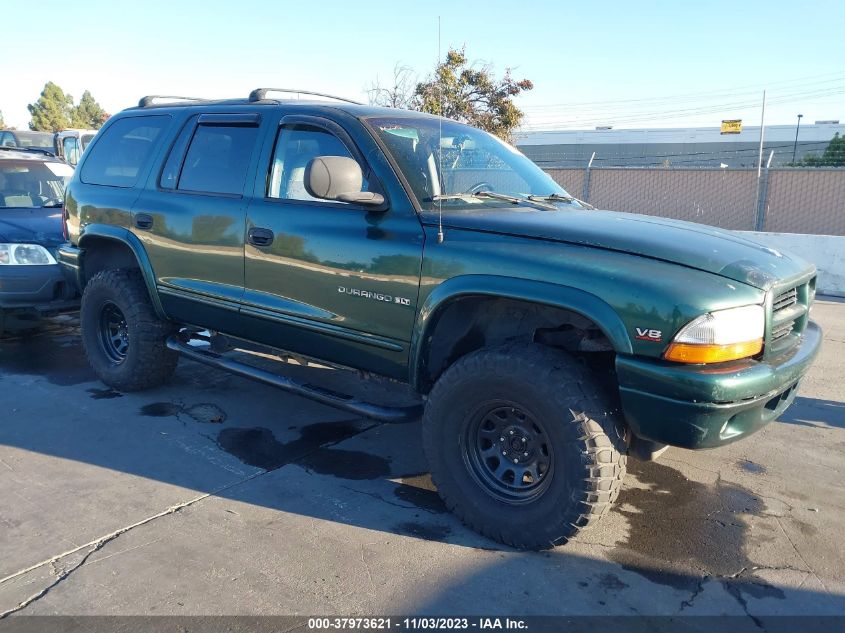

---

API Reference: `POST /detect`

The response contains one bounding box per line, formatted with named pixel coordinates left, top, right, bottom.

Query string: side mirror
left=305, top=156, right=385, bottom=207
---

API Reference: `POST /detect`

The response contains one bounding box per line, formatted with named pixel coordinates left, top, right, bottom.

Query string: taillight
left=62, top=204, right=69, bottom=241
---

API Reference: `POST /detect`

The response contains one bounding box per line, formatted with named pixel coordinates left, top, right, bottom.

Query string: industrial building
left=515, top=122, right=844, bottom=168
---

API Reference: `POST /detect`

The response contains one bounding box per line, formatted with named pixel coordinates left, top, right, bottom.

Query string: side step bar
left=166, top=336, right=423, bottom=423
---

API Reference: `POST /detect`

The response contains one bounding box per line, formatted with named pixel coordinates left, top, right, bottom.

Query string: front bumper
left=616, top=320, right=822, bottom=449
left=0, top=263, right=79, bottom=314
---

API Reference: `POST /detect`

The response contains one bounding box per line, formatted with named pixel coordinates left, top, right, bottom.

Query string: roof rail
left=248, top=88, right=362, bottom=105
left=138, top=95, right=208, bottom=107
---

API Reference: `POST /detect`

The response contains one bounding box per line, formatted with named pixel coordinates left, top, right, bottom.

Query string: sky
left=2, top=0, right=844, bottom=132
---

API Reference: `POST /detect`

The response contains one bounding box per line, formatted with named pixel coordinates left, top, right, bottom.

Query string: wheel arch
left=78, top=225, right=166, bottom=318
left=410, top=275, right=632, bottom=393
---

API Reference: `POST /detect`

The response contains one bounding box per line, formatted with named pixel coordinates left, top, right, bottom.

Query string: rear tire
left=80, top=269, right=177, bottom=391
left=423, top=344, right=627, bottom=549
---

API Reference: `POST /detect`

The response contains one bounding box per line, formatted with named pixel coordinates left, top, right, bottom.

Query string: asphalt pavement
left=0, top=298, right=843, bottom=620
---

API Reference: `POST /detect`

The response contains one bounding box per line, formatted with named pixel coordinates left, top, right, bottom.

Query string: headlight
left=0, top=244, right=57, bottom=266
left=664, top=305, right=764, bottom=363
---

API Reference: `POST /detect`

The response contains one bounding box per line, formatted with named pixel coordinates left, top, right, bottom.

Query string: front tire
left=80, top=269, right=177, bottom=391
left=423, top=344, right=627, bottom=549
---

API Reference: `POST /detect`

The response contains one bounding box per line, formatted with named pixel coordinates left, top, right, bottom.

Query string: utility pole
left=756, top=90, right=767, bottom=178
left=791, top=114, right=804, bottom=164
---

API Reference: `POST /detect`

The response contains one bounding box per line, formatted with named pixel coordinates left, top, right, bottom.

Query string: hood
left=425, top=207, right=813, bottom=290
left=0, top=207, right=66, bottom=249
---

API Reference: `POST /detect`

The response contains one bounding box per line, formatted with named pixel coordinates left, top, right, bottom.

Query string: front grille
left=771, top=321, right=795, bottom=341
left=766, top=279, right=813, bottom=355
left=773, top=288, right=798, bottom=312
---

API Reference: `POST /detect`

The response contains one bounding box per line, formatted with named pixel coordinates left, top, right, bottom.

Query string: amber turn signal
left=663, top=339, right=763, bottom=364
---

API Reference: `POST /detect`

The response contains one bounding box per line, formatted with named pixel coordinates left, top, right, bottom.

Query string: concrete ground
left=0, top=298, right=843, bottom=619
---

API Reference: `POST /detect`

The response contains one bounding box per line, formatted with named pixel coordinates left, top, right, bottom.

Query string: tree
left=794, top=133, right=845, bottom=167
left=0, top=110, right=5, bottom=130
left=28, top=82, right=74, bottom=132
left=71, top=90, right=107, bottom=129
left=413, top=47, right=533, bottom=142
left=367, top=64, right=417, bottom=109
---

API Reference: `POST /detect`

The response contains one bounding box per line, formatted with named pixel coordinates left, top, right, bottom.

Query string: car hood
left=0, top=207, right=65, bottom=249
left=425, top=207, right=813, bottom=290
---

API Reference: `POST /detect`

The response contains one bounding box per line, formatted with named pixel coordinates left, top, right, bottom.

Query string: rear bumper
left=616, top=320, right=822, bottom=449
left=0, top=263, right=79, bottom=313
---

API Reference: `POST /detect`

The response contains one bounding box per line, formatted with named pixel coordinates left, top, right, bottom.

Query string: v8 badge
left=635, top=327, right=663, bottom=342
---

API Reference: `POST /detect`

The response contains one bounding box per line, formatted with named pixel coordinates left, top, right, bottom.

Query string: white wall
left=737, top=232, right=845, bottom=297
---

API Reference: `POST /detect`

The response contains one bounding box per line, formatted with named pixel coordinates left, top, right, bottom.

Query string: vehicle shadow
left=778, top=396, right=845, bottom=429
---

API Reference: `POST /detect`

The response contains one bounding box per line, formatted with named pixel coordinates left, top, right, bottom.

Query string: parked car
left=0, top=130, right=56, bottom=152
left=59, top=89, right=820, bottom=549
left=0, top=147, right=79, bottom=335
left=55, top=129, right=98, bottom=166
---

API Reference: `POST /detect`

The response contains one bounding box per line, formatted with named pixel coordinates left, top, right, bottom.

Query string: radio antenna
left=436, top=15, right=445, bottom=244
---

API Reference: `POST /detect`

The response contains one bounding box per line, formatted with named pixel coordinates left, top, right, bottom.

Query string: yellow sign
left=721, top=119, right=742, bottom=134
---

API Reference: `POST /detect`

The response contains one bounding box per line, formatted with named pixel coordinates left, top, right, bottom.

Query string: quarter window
left=80, top=115, right=169, bottom=188
left=177, top=124, right=259, bottom=195
left=267, top=124, right=369, bottom=201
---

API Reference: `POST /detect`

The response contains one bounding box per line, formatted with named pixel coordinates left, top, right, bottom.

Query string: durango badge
left=635, top=327, right=663, bottom=342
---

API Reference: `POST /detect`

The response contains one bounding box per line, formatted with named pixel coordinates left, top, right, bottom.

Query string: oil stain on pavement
left=609, top=459, right=785, bottom=601
left=87, top=387, right=123, bottom=400
left=216, top=421, right=391, bottom=480
left=140, top=402, right=227, bottom=423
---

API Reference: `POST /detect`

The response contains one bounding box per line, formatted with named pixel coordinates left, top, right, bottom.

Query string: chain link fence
left=544, top=167, right=845, bottom=236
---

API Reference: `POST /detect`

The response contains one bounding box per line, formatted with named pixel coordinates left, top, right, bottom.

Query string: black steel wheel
left=462, top=402, right=554, bottom=504
left=98, top=301, right=129, bottom=363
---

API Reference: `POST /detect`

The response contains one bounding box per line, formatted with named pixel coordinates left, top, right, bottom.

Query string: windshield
left=10, top=131, right=55, bottom=149
left=367, top=116, right=569, bottom=211
left=0, top=161, right=72, bottom=208
left=81, top=134, right=96, bottom=148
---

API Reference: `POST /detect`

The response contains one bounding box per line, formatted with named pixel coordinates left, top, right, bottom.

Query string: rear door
left=132, top=113, right=264, bottom=332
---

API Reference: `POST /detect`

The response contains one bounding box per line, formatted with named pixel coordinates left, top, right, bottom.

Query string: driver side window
left=267, top=124, right=369, bottom=202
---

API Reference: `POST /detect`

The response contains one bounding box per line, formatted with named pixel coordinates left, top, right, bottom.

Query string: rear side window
left=80, top=116, right=169, bottom=188
left=176, top=125, right=259, bottom=195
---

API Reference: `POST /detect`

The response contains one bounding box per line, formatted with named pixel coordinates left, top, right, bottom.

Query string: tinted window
left=159, top=116, right=199, bottom=190
left=267, top=124, right=369, bottom=201
left=177, top=125, right=258, bottom=195
left=80, top=116, right=169, bottom=188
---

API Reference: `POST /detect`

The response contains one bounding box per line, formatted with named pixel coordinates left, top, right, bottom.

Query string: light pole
left=792, top=114, right=804, bottom=164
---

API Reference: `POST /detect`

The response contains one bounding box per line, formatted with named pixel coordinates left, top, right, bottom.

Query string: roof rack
left=138, top=95, right=209, bottom=107
left=248, top=88, right=362, bottom=105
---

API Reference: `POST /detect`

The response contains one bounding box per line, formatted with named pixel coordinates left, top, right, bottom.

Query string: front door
left=243, top=114, right=424, bottom=378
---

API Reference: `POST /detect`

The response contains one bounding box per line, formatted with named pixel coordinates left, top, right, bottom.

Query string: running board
left=166, top=336, right=422, bottom=423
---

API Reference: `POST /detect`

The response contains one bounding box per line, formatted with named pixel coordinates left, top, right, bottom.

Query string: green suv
left=59, top=89, right=821, bottom=549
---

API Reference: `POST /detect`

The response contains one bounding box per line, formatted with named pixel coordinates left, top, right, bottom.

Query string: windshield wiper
left=432, top=191, right=557, bottom=211
left=527, top=193, right=595, bottom=210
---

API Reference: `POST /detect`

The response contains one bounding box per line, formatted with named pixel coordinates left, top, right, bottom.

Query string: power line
left=521, top=87, right=845, bottom=129
left=522, top=72, right=845, bottom=110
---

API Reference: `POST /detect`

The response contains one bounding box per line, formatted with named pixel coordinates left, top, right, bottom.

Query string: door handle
left=248, top=226, right=274, bottom=247
left=134, top=213, right=154, bottom=230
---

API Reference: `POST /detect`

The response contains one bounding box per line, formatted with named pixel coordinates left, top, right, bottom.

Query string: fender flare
left=409, top=274, right=632, bottom=390
left=77, top=224, right=166, bottom=318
